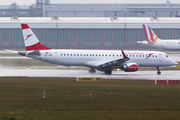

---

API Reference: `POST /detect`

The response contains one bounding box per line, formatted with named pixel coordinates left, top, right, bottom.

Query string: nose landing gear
left=157, top=67, right=161, bottom=75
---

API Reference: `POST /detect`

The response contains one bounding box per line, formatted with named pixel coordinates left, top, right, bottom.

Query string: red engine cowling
left=121, top=63, right=138, bottom=72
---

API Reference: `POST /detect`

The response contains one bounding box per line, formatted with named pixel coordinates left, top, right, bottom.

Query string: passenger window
left=67, top=54, right=69, bottom=56
left=81, top=54, right=82, bottom=56
left=74, top=54, right=76, bottom=56
left=166, top=55, right=168, bottom=57
left=136, top=55, right=138, bottom=57
left=64, top=54, right=66, bottom=56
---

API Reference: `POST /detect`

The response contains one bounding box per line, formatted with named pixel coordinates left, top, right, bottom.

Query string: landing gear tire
left=89, top=69, right=96, bottom=74
left=157, top=71, right=161, bottom=75
left=104, top=70, right=112, bottom=75
left=157, top=67, right=161, bottom=75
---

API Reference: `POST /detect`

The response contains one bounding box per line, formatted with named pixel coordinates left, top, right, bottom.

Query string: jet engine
left=121, top=63, right=138, bottom=72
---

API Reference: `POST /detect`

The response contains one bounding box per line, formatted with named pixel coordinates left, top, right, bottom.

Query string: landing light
left=117, top=69, right=120, bottom=71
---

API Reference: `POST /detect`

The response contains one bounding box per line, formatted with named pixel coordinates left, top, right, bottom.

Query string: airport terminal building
left=0, top=17, right=180, bottom=49
left=0, top=1, right=180, bottom=49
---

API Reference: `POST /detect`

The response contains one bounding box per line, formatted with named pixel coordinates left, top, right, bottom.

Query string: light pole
left=56, top=10, right=58, bottom=28
left=166, top=1, right=172, bottom=17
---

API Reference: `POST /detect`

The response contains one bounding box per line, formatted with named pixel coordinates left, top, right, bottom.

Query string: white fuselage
left=26, top=49, right=175, bottom=68
left=141, top=39, right=180, bottom=50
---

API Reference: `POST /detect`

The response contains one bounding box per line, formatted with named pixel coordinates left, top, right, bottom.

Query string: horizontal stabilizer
left=18, top=51, right=26, bottom=56
left=4, top=49, right=18, bottom=54
left=27, top=50, right=40, bottom=55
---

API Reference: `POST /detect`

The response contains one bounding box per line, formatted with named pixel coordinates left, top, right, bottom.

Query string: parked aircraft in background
left=137, top=24, right=180, bottom=50
left=8, top=23, right=176, bottom=75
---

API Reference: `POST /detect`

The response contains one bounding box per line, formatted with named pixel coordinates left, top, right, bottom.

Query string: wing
left=84, top=50, right=129, bottom=70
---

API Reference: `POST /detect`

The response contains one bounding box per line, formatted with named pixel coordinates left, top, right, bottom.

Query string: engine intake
left=121, top=63, right=138, bottom=72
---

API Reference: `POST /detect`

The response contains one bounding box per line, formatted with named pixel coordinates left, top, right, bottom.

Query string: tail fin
left=143, top=24, right=160, bottom=43
left=21, top=23, right=50, bottom=51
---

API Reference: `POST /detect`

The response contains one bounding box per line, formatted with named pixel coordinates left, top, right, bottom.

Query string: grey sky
left=2, top=0, right=180, bottom=5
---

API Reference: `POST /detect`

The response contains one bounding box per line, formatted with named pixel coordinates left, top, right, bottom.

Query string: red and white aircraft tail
left=143, top=24, right=160, bottom=43
left=21, top=23, right=50, bottom=51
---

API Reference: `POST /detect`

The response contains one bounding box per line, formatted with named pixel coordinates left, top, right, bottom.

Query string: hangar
left=0, top=17, right=180, bottom=49
left=42, top=1, right=180, bottom=17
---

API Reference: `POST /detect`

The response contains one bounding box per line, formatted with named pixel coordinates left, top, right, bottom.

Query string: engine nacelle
left=121, top=63, right=138, bottom=72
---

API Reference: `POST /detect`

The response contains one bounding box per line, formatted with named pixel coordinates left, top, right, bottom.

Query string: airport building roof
left=0, top=17, right=180, bottom=29
left=49, top=0, right=180, bottom=4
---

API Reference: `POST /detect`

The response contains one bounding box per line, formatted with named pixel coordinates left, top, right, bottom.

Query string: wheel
left=89, top=69, right=96, bottom=74
left=157, top=67, right=161, bottom=75
left=157, top=71, right=161, bottom=75
left=104, top=70, right=112, bottom=75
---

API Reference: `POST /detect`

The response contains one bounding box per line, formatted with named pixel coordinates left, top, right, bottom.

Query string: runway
left=0, top=68, right=179, bottom=80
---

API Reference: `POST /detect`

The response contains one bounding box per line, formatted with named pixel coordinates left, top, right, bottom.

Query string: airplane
left=10, top=23, right=176, bottom=75
left=137, top=24, right=180, bottom=50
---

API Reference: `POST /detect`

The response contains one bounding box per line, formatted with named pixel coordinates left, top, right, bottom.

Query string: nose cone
left=170, top=58, right=176, bottom=66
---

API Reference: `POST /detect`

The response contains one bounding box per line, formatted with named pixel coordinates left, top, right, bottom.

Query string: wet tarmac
left=0, top=68, right=179, bottom=80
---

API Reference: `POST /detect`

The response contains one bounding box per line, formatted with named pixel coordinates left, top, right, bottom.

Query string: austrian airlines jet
left=16, top=23, right=176, bottom=75
left=137, top=24, right=180, bottom=50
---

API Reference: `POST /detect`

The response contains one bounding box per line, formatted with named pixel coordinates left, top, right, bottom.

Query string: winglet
left=121, top=50, right=128, bottom=59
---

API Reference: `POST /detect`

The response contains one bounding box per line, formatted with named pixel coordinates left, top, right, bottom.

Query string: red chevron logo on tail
left=25, top=34, right=33, bottom=40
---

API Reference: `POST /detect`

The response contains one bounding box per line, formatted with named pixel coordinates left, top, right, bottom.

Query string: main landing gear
left=157, top=67, right=161, bottom=75
left=89, top=68, right=96, bottom=74
left=104, top=69, right=112, bottom=75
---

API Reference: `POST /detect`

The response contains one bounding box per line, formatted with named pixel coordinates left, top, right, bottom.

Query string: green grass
left=0, top=77, right=180, bottom=120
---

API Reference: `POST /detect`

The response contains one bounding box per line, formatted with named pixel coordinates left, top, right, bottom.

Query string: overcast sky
left=2, top=0, right=180, bottom=5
